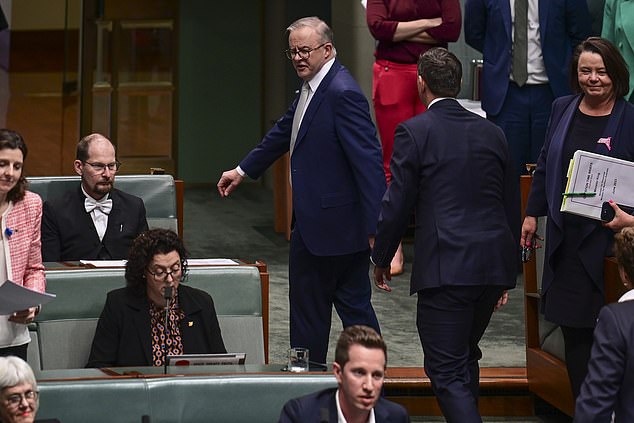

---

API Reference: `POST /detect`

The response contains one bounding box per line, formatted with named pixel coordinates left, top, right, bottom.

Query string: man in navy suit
left=372, top=48, right=519, bottom=422
left=42, top=134, right=148, bottom=261
left=217, top=17, right=385, bottom=364
left=278, top=325, right=409, bottom=423
left=465, top=0, right=591, bottom=178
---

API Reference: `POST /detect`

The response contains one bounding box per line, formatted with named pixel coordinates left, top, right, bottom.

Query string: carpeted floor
left=183, top=183, right=526, bottom=367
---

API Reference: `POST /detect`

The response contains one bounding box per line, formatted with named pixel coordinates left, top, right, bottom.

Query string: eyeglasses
left=285, top=43, right=327, bottom=60
left=3, top=390, right=38, bottom=408
left=83, top=161, right=122, bottom=173
left=147, top=265, right=182, bottom=282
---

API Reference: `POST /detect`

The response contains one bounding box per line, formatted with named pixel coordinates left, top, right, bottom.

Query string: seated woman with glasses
left=86, top=228, right=226, bottom=367
left=0, top=356, right=59, bottom=423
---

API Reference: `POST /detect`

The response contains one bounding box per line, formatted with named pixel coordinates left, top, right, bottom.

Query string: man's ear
left=333, top=361, right=343, bottom=385
left=73, top=160, right=83, bottom=176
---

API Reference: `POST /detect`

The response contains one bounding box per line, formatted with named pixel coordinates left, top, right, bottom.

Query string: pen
left=562, top=192, right=596, bottom=197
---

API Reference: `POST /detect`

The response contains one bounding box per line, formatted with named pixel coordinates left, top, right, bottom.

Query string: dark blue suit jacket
left=526, top=95, right=634, bottom=300
left=574, top=300, right=634, bottom=423
left=464, top=0, right=590, bottom=116
left=372, top=99, right=519, bottom=293
left=278, top=388, right=409, bottom=423
left=240, top=59, right=385, bottom=256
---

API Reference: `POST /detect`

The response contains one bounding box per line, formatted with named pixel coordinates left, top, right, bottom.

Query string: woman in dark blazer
left=521, top=37, right=634, bottom=400
left=86, top=229, right=225, bottom=367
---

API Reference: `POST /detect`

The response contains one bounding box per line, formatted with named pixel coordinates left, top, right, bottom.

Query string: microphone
left=163, top=286, right=173, bottom=374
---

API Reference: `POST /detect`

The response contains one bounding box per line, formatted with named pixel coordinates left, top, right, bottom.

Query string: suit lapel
left=75, top=186, right=102, bottom=243
left=538, top=0, right=549, bottom=42
left=502, top=0, right=512, bottom=40
left=294, top=59, right=340, bottom=151
left=103, top=189, right=121, bottom=241
left=128, top=293, right=153, bottom=365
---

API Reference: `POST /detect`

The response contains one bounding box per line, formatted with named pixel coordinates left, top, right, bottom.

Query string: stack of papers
left=561, top=150, right=634, bottom=220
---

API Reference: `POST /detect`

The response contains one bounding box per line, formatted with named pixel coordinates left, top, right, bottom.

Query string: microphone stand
left=163, top=286, right=173, bottom=375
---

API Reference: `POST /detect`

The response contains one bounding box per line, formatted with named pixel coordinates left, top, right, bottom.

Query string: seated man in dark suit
left=41, top=133, right=148, bottom=261
left=574, top=227, right=634, bottom=422
left=278, top=325, right=409, bottom=423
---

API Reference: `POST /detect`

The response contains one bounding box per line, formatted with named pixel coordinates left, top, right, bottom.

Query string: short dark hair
left=614, top=227, right=634, bottom=284
left=76, top=133, right=115, bottom=162
left=0, top=128, right=29, bottom=202
left=570, top=37, right=630, bottom=99
left=125, top=229, right=189, bottom=296
left=334, top=325, right=387, bottom=369
left=417, top=47, right=462, bottom=98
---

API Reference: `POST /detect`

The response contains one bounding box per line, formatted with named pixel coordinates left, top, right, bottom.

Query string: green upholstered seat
left=27, top=174, right=178, bottom=232
left=29, top=265, right=265, bottom=369
left=36, top=374, right=337, bottom=423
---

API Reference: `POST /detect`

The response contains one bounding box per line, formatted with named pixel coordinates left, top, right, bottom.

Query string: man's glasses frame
left=83, top=160, right=122, bottom=173
left=285, top=43, right=327, bottom=60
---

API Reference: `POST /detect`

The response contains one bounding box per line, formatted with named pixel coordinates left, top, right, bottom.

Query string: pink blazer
left=5, top=191, right=45, bottom=292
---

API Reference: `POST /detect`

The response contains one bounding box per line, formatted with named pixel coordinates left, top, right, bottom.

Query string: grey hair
left=287, top=16, right=334, bottom=46
left=0, top=356, right=37, bottom=391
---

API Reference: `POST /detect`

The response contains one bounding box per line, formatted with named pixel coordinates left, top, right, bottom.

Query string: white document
left=0, top=280, right=56, bottom=315
left=561, top=150, right=634, bottom=220
left=186, top=259, right=238, bottom=266
left=79, top=260, right=127, bottom=267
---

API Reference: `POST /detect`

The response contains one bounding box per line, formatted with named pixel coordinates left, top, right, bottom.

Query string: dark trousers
left=561, top=325, right=595, bottom=400
left=489, top=82, right=554, bottom=178
left=289, top=230, right=380, bottom=364
left=417, top=285, right=506, bottom=423
left=0, top=343, right=28, bottom=360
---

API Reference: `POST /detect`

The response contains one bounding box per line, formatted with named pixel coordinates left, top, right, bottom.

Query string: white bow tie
left=85, top=197, right=113, bottom=214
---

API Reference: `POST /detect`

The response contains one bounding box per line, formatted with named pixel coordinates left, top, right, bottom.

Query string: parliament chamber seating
left=28, top=263, right=269, bottom=370
left=27, top=174, right=183, bottom=235
left=520, top=175, right=625, bottom=416
left=36, top=373, right=336, bottom=423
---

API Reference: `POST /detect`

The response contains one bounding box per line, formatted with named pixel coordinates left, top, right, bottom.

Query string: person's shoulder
left=552, top=94, right=579, bottom=110
left=179, top=284, right=213, bottom=304
left=284, top=388, right=334, bottom=409
left=375, top=396, right=409, bottom=420
left=44, top=186, right=79, bottom=208
left=22, top=190, right=43, bottom=206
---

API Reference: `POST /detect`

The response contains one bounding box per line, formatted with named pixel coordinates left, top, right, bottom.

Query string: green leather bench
left=27, top=174, right=179, bottom=233
left=29, top=264, right=266, bottom=369
left=36, top=373, right=336, bottom=423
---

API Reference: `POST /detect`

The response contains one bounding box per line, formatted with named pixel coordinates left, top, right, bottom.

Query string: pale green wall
left=178, top=1, right=263, bottom=184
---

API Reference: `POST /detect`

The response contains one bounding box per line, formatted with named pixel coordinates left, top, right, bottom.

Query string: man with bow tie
left=41, top=134, right=148, bottom=261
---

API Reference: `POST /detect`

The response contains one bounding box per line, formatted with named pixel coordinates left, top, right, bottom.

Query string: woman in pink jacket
left=0, top=129, right=45, bottom=360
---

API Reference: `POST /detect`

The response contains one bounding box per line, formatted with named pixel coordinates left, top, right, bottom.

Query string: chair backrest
left=27, top=174, right=178, bottom=232
left=31, top=265, right=265, bottom=369
left=37, top=374, right=337, bottom=423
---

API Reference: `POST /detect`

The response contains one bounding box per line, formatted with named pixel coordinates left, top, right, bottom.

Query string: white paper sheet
left=186, top=259, right=238, bottom=266
left=0, top=280, right=56, bottom=315
left=79, top=260, right=127, bottom=267
left=561, top=150, right=634, bottom=220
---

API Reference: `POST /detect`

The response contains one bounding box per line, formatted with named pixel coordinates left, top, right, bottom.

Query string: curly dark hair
left=125, top=228, right=189, bottom=296
left=0, top=129, right=29, bottom=202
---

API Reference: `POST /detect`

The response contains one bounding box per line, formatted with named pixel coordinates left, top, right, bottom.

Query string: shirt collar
left=306, top=57, right=335, bottom=93
left=427, top=97, right=453, bottom=108
left=618, top=289, right=634, bottom=302
left=335, top=388, right=375, bottom=423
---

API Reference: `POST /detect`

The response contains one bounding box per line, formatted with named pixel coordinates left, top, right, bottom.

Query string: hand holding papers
left=561, top=150, right=634, bottom=220
left=0, top=280, right=56, bottom=315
